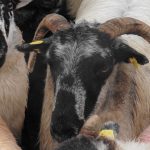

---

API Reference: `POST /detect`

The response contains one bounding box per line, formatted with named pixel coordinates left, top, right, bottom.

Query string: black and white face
left=0, top=0, right=32, bottom=36
left=0, top=0, right=16, bottom=65
left=0, top=0, right=32, bottom=66
left=0, top=0, right=23, bottom=35
left=0, top=0, right=13, bottom=33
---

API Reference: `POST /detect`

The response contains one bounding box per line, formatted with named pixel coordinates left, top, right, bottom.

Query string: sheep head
left=0, top=0, right=32, bottom=36
left=0, top=0, right=33, bottom=66
left=16, top=15, right=150, bottom=142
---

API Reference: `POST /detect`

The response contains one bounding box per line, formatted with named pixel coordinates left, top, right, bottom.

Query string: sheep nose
left=50, top=123, right=77, bottom=142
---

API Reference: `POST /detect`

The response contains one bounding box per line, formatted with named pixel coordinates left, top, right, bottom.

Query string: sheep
left=17, top=13, right=150, bottom=150
left=15, top=0, right=150, bottom=150
left=0, top=0, right=31, bottom=148
left=15, top=0, right=72, bottom=41
left=55, top=122, right=150, bottom=150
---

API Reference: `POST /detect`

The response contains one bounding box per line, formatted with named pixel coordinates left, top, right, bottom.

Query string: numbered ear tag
left=99, top=129, right=114, bottom=139
left=129, top=57, right=140, bottom=69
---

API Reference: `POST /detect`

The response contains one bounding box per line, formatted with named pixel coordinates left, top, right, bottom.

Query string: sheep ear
left=16, top=38, right=50, bottom=54
left=16, top=0, right=32, bottom=9
left=112, top=41, right=149, bottom=65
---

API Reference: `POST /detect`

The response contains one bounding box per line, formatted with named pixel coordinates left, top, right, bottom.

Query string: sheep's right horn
left=28, top=13, right=71, bottom=72
left=34, top=13, right=71, bottom=40
left=99, top=17, right=150, bottom=43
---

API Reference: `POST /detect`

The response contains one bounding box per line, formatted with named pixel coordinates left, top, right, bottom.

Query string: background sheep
left=55, top=122, right=150, bottom=150
left=15, top=0, right=72, bottom=42
left=0, top=0, right=30, bottom=149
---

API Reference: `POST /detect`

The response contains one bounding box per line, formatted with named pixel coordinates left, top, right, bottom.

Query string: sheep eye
left=101, top=65, right=109, bottom=73
left=95, top=65, right=109, bottom=77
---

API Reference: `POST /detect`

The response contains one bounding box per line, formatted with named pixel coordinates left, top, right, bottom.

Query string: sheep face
left=0, top=0, right=32, bottom=66
left=46, top=23, right=148, bottom=142
left=0, top=0, right=15, bottom=66
left=0, top=0, right=14, bottom=36
left=0, top=0, right=32, bottom=37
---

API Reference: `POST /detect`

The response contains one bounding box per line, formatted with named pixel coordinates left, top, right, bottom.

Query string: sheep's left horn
left=28, top=13, right=71, bottom=72
left=99, top=17, right=150, bottom=43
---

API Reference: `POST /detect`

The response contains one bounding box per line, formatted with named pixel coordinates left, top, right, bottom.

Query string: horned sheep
left=17, top=0, right=150, bottom=149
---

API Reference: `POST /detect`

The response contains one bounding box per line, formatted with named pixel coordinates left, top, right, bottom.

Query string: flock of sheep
left=0, top=0, right=150, bottom=150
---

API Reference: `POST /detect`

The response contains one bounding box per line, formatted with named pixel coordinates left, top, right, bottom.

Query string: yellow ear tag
left=30, top=40, right=44, bottom=45
left=129, top=57, right=140, bottom=69
left=99, top=129, right=114, bottom=139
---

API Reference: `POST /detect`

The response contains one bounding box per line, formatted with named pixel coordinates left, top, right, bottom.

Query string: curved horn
left=28, top=13, right=71, bottom=72
left=99, top=17, right=150, bottom=43
left=34, top=13, right=71, bottom=40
